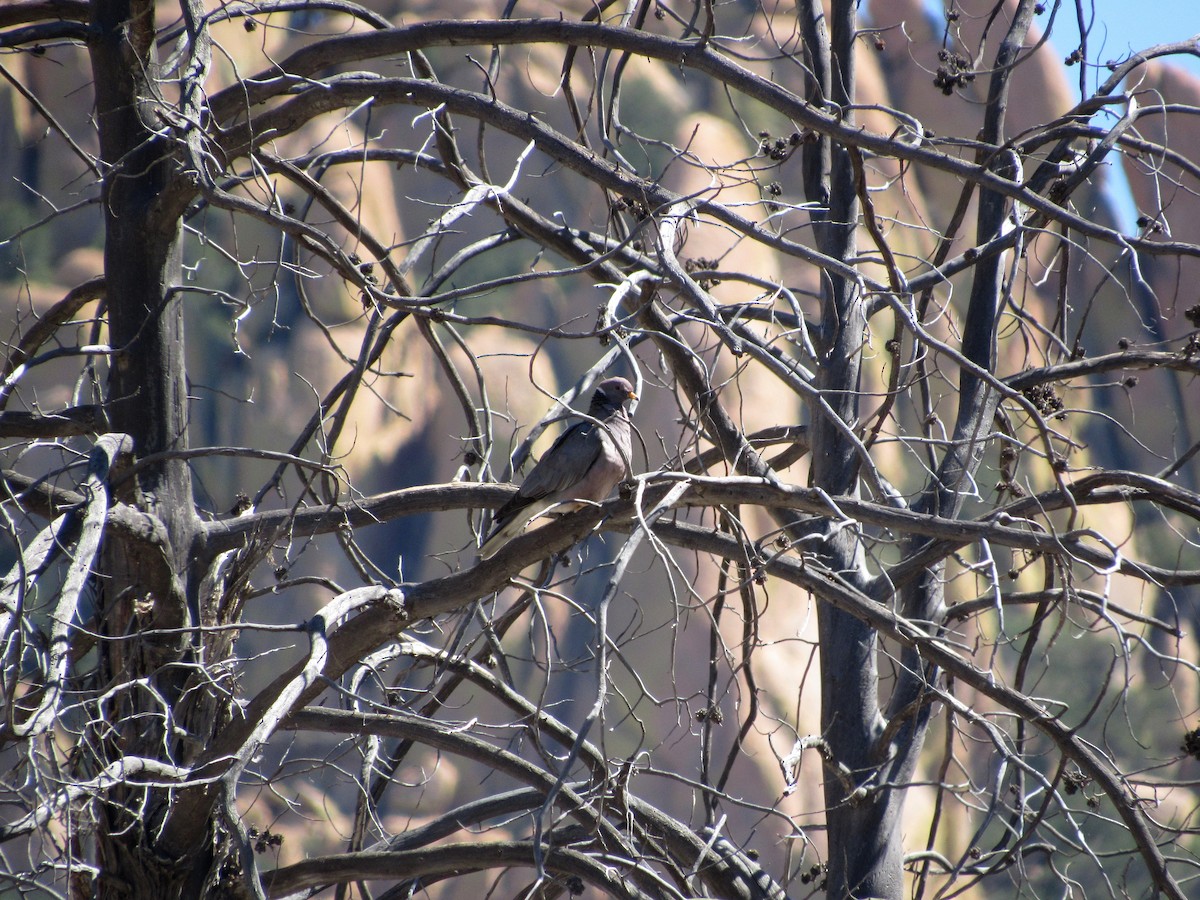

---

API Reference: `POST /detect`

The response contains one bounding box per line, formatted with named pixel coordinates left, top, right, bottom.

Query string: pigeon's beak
left=627, top=389, right=638, bottom=401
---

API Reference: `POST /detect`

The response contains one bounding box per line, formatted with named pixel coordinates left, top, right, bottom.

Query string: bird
left=480, top=376, right=637, bottom=559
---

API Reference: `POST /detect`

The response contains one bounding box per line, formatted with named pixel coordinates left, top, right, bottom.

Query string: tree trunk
left=801, top=3, right=1041, bottom=895
left=89, top=0, right=204, bottom=894
left=797, top=2, right=905, bottom=895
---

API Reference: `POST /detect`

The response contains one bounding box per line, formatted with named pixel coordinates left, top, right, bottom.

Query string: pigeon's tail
left=478, top=511, right=528, bottom=560
left=478, top=499, right=584, bottom=559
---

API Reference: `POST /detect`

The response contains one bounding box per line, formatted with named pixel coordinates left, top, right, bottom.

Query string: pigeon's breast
left=568, top=425, right=628, bottom=502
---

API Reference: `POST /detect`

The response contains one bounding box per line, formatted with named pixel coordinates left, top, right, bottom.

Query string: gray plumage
left=480, top=377, right=637, bottom=559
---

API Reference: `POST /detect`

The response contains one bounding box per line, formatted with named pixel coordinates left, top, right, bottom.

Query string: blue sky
left=909, top=1, right=1200, bottom=227
left=911, top=1, right=1199, bottom=77
left=1053, top=1, right=1199, bottom=226
left=1086, top=0, right=1200, bottom=77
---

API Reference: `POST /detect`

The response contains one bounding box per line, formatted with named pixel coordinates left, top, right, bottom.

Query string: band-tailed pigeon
left=480, top=376, right=637, bottom=559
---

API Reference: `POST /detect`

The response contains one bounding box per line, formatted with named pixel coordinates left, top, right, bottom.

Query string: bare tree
left=2, top=1, right=1200, bottom=898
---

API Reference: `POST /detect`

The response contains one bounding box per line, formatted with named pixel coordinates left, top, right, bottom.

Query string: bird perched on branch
left=480, top=376, right=637, bottom=559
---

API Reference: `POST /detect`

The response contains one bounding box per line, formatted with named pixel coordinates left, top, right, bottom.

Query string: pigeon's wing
left=481, top=385, right=634, bottom=560
left=511, top=421, right=604, bottom=504
left=480, top=423, right=607, bottom=559
left=480, top=422, right=604, bottom=561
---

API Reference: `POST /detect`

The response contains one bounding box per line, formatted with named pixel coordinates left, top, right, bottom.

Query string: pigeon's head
left=592, top=377, right=637, bottom=413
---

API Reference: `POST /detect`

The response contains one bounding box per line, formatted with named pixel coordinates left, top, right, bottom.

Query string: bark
left=796, top=1, right=903, bottom=896
left=831, top=3, right=1041, bottom=896
left=89, top=0, right=205, bottom=894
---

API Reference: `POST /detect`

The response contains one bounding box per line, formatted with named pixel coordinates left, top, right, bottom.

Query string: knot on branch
left=90, top=433, right=135, bottom=480
left=781, top=735, right=869, bottom=803
left=383, top=588, right=408, bottom=622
